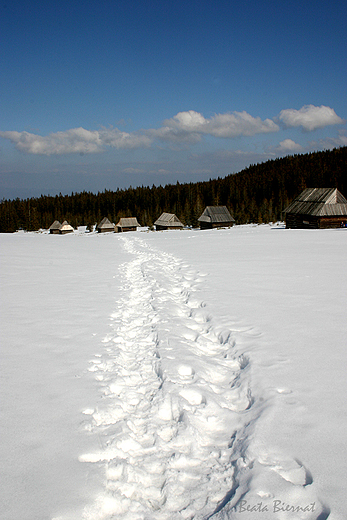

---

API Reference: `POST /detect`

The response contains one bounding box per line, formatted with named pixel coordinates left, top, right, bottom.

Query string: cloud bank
left=278, top=105, right=345, bottom=131
left=151, top=110, right=279, bottom=142
left=0, top=105, right=344, bottom=155
left=0, top=128, right=103, bottom=155
left=0, top=128, right=151, bottom=155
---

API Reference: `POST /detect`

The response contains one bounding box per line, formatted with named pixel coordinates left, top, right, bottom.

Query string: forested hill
left=1, top=146, right=346, bottom=233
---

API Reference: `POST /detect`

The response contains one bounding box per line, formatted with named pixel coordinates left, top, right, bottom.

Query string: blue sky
left=1, top=0, right=346, bottom=200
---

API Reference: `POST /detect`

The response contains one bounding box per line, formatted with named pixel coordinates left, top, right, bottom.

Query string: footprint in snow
left=76, top=235, right=327, bottom=520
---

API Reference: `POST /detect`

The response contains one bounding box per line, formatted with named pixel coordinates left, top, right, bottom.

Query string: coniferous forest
left=1, top=147, right=346, bottom=233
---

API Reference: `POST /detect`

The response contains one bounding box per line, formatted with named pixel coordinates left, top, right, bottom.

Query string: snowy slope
left=1, top=226, right=346, bottom=520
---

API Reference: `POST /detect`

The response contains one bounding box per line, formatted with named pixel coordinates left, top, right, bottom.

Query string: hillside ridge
left=1, top=147, right=346, bottom=232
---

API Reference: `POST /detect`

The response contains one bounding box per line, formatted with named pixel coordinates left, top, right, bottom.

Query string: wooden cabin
left=154, top=213, right=184, bottom=230
left=283, top=188, right=347, bottom=229
left=97, top=217, right=115, bottom=233
left=49, top=220, right=62, bottom=234
left=115, top=217, right=140, bottom=232
left=59, top=220, right=74, bottom=234
left=198, top=206, right=235, bottom=229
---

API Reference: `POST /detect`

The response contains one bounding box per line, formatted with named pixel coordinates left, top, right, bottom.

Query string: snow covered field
left=1, top=225, right=346, bottom=520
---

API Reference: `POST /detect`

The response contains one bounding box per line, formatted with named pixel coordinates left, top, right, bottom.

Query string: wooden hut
left=97, top=217, right=115, bottom=233
left=60, top=220, right=74, bottom=234
left=283, top=188, right=347, bottom=229
left=49, top=220, right=62, bottom=234
left=198, top=206, right=235, bottom=229
left=115, top=217, right=140, bottom=233
left=154, top=213, right=184, bottom=231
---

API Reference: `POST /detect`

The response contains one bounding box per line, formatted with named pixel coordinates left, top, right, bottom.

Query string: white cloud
left=274, top=139, right=304, bottom=153
left=1, top=105, right=344, bottom=157
left=148, top=125, right=202, bottom=145
left=0, top=128, right=103, bottom=155
left=0, top=127, right=152, bottom=155
left=98, top=127, right=152, bottom=149
left=278, top=105, right=345, bottom=131
left=147, top=111, right=204, bottom=144
left=206, top=111, right=279, bottom=137
left=167, top=110, right=206, bottom=131
left=152, top=110, right=279, bottom=142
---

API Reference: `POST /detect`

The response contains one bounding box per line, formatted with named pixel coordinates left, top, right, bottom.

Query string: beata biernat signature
left=233, top=499, right=316, bottom=514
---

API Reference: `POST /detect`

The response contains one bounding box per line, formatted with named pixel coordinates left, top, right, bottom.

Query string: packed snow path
left=78, top=234, right=328, bottom=520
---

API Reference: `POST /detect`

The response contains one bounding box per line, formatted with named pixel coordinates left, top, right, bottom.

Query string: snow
left=0, top=225, right=346, bottom=520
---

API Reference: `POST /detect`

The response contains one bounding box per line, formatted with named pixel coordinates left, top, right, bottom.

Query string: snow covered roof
left=198, top=206, right=234, bottom=223
left=283, top=188, right=347, bottom=217
left=154, top=213, right=184, bottom=227
left=97, top=217, right=115, bottom=230
left=60, top=220, right=74, bottom=233
left=116, top=217, right=140, bottom=228
left=49, top=220, right=62, bottom=230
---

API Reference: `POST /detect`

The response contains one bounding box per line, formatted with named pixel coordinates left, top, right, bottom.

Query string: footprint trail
left=77, top=235, right=328, bottom=520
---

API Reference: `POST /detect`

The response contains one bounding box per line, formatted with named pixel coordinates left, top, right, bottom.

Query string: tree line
left=1, top=146, right=346, bottom=233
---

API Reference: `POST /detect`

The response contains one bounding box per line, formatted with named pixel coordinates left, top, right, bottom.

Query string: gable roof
left=198, top=206, right=235, bottom=223
left=49, top=220, right=62, bottom=230
left=60, top=221, right=74, bottom=232
left=154, top=212, right=184, bottom=227
left=116, top=217, right=140, bottom=228
left=283, top=188, right=347, bottom=217
left=97, top=217, right=114, bottom=229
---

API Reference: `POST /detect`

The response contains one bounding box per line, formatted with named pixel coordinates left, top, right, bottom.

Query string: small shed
left=198, top=206, right=235, bottom=229
left=97, top=217, right=115, bottom=233
left=60, top=220, right=74, bottom=234
left=283, top=188, right=347, bottom=229
left=49, top=220, right=62, bottom=234
left=115, top=217, right=140, bottom=233
left=154, top=213, right=184, bottom=231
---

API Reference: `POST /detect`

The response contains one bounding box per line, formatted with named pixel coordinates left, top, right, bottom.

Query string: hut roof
left=283, top=188, right=347, bottom=217
left=198, top=206, right=235, bottom=223
left=116, top=217, right=140, bottom=228
left=154, top=213, right=184, bottom=227
left=60, top=220, right=74, bottom=232
left=49, top=220, right=62, bottom=230
left=97, top=217, right=115, bottom=230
